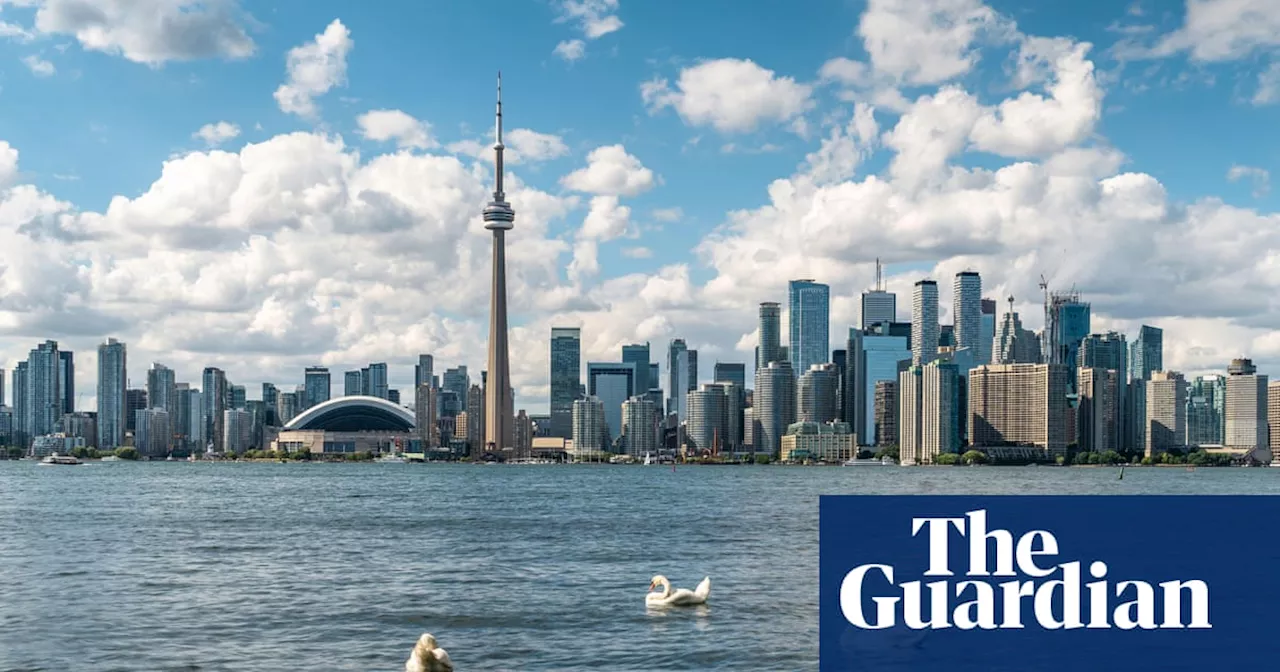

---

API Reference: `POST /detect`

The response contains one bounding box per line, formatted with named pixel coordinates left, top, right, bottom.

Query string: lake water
left=2, top=462, right=1278, bottom=671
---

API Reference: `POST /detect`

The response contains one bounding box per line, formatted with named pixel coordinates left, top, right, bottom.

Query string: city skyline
left=1, top=1, right=1279, bottom=415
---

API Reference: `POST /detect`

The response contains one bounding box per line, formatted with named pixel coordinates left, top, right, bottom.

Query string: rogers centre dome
left=284, top=396, right=415, bottom=432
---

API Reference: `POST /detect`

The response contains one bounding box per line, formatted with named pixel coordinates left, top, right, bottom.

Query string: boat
left=643, top=452, right=653, bottom=466
left=843, top=456, right=895, bottom=466
left=376, top=453, right=407, bottom=463
left=100, top=455, right=121, bottom=462
left=38, top=453, right=84, bottom=466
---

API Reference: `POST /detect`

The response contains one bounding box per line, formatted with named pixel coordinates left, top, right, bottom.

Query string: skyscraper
left=147, top=363, right=177, bottom=416
left=1077, top=368, right=1121, bottom=454
left=713, top=362, right=746, bottom=390
left=979, top=298, right=996, bottom=365
left=587, top=362, right=637, bottom=446
left=365, top=363, right=388, bottom=400
left=444, top=366, right=470, bottom=412
left=967, top=364, right=1071, bottom=457
left=415, top=383, right=438, bottom=449
left=12, top=362, right=28, bottom=448
left=135, top=407, right=171, bottom=458
left=1080, top=332, right=1128, bottom=372
left=97, top=339, right=127, bottom=450
left=797, top=363, right=840, bottom=424
left=667, top=339, right=690, bottom=420
left=621, top=343, right=651, bottom=395
left=26, top=341, right=61, bottom=439
left=687, top=384, right=729, bottom=453
left=622, top=396, right=658, bottom=457
left=789, top=279, right=831, bottom=374
left=861, top=260, right=896, bottom=329
left=861, top=329, right=910, bottom=447
left=758, top=302, right=782, bottom=369
left=953, top=271, right=982, bottom=360
left=1129, top=325, right=1163, bottom=382
left=754, top=361, right=796, bottom=457
left=58, top=350, right=74, bottom=414
left=549, top=327, right=581, bottom=439
left=1187, top=375, right=1225, bottom=447
left=304, top=367, right=331, bottom=407
left=572, top=396, right=606, bottom=454
left=202, top=367, right=227, bottom=452
left=483, top=74, right=516, bottom=455
left=414, top=355, right=435, bottom=389
left=261, top=383, right=278, bottom=426
left=344, top=370, right=362, bottom=396
left=912, top=280, right=939, bottom=366
left=126, top=389, right=147, bottom=433
left=1145, top=371, right=1186, bottom=458
left=1225, top=358, right=1267, bottom=450
left=873, top=380, right=898, bottom=446
left=1045, top=292, right=1091, bottom=377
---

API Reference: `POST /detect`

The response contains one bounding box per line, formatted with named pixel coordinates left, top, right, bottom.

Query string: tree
left=5, top=447, right=25, bottom=460
left=875, top=445, right=900, bottom=461
left=114, top=447, right=139, bottom=461
left=753, top=454, right=772, bottom=464
left=961, top=450, right=987, bottom=465
left=935, top=453, right=960, bottom=465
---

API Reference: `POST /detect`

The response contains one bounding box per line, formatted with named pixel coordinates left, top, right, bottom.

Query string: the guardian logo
left=840, top=509, right=1211, bottom=631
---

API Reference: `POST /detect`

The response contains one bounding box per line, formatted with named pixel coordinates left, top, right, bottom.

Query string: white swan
left=646, top=575, right=711, bottom=606
left=405, top=633, right=453, bottom=672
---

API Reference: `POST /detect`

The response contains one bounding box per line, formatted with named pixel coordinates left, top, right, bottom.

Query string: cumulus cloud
left=560, top=144, right=656, bottom=196
left=26, top=0, right=255, bottom=66
left=556, top=0, right=623, bottom=39
left=21, top=54, right=53, bottom=76
left=447, top=128, right=569, bottom=165
left=193, top=121, right=241, bottom=147
left=0, top=140, right=19, bottom=185
left=1227, top=164, right=1270, bottom=197
left=356, top=109, right=435, bottom=149
left=1152, top=0, right=1280, bottom=61
left=579, top=195, right=631, bottom=241
left=274, top=19, right=352, bottom=119
left=857, top=0, right=1011, bottom=85
left=641, top=58, right=814, bottom=133
left=553, top=39, right=585, bottom=62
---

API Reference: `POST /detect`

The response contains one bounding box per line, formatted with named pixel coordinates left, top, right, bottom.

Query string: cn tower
left=483, top=73, right=515, bottom=456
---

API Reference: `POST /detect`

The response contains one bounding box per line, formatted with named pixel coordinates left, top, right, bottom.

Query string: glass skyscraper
left=912, top=280, right=938, bottom=366
left=97, top=339, right=127, bottom=450
left=788, top=279, right=830, bottom=374
left=862, top=333, right=910, bottom=445
left=549, top=328, right=581, bottom=439
left=952, top=271, right=982, bottom=359
left=587, top=362, right=637, bottom=445
left=621, top=343, right=651, bottom=394
left=365, top=363, right=388, bottom=400
left=758, top=302, right=782, bottom=369
left=1130, top=325, right=1163, bottom=382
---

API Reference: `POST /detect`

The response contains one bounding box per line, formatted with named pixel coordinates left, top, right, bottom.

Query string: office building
left=364, top=363, right=388, bottom=400
left=861, top=258, right=896, bottom=329
left=549, top=328, right=581, bottom=439
left=902, top=361, right=960, bottom=463
left=1129, top=325, right=1163, bottom=382
left=967, top=364, right=1070, bottom=457
left=713, top=362, right=746, bottom=391
left=61, top=412, right=96, bottom=448
left=754, top=361, right=796, bottom=457
left=1225, top=359, right=1268, bottom=450
left=789, top=279, right=831, bottom=374
left=1187, top=375, right=1226, bottom=447
left=587, top=362, right=638, bottom=445
left=1044, top=291, right=1091, bottom=374
left=667, top=339, right=690, bottom=421
left=125, top=389, right=147, bottom=433
left=443, top=366, right=470, bottom=412
left=874, top=380, right=897, bottom=446
left=912, top=280, right=939, bottom=366
left=24, top=341, right=62, bottom=441
left=276, top=391, right=299, bottom=428
left=344, top=370, right=363, bottom=396
left=1145, top=371, right=1186, bottom=458
left=994, top=297, right=1041, bottom=364
left=414, top=355, right=434, bottom=389
left=260, top=383, right=278, bottom=427
left=230, top=384, right=246, bottom=410
left=1077, top=368, right=1121, bottom=454
left=58, top=350, right=74, bottom=414
left=621, top=343, right=651, bottom=395
left=304, top=367, right=331, bottom=408
left=11, top=362, right=28, bottom=448
left=979, top=299, right=996, bottom=365
left=861, top=330, right=910, bottom=446
left=147, top=363, right=177, bottom=418
left=781, top=421, right=856, bottom=462
left=622, top=396, right=659, bottom=457
left=797, top=363, right=840, bottom=424
left=1126, top=379, right=1147, bottom=453
left=415, top=383, right=438, bottom=448
left=572, top=396, right=606, bottom=454
left=1080, top=332, right=1128, bottom=373
left=202, top=367, right=227, bottom=452
left=466, top=384, right=485, bottom=454
left=758, top=302, right=782, bottom=368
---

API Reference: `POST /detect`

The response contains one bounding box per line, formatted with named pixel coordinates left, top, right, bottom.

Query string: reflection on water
left=1, top=462, right=1276, bottom=670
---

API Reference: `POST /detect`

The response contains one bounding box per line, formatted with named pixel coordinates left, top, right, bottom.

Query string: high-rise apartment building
left=135, top=407, right=171, bottom=458
left=687, top=384, right=728, bottom=454
left=967, top=364, right=1070, bottom=457
left=953, top=271, right=982, bottom=360
left=873, top=380, right=897, bottom=447
left=466, top=384, right=485, bottom=455
left=1044, top=292, right=1090, bottom=373
left=304, top=367, right=331, bottom=408
left=365, top=363, right=388, bottom=400
left=260, top=383, right=278, bottom=427
left=202, top=367, right=227, bottom=452
left=912, top=280, right=939, bottom=366
left=1187, top=375, right=1226, bottom=447
left=1129, top=325, right=1163, bottom=382
left=757, top=302, right=782, bottom=369
left=1145, top=371, right=1187, bottom=457
left=415, top=383, right=438, bottom=449
left=126, top=389, right=148, bottom=433
left=26, top=341, right=62, bottom=440
left=667, top=339, right=690, bottom=421
left=789, top=279, right=831, bottom=374
left=621, top=343, right=651, bottom=395
left=222, top=409, right=253, bottom=454
left=797, top=363, right=840, bottom=424
left=921, top=361, right=960, bottom=461
left=147, top=363, right=177, bottom=417
left=1077, top=368, right=1121, bottom=454
left=414, top=355, right=434, bottom=389
left=230, top=384, right=246, bottom=410
left=1080, top=332, right=1128, bottom=373
left=344, top=370, right=363, bottom=396
left=979, top=299, right=996, bottom=365
left=549, top=328, right=580, bottom=439
left=587, top=362, right=638, bottom=446
left=11, top=362, right=27, bottom=448
left=443, top=366, right=470, bottom=412
left=622, top=396, right=659, bottom=457
left=898, top=366, right=922, bottom=462
left=861, top=329, right=910, bottom=447
left=58, top=350, right=74, bottom=414
left=754, top=361, right=796, bottom=457
left=572, top=396, right=606, bottom=453
left=1225, top=359, right=1267, bottom=450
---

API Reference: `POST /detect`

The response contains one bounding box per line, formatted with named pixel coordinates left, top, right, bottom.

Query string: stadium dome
left=284, top=395, right=415, bottom=432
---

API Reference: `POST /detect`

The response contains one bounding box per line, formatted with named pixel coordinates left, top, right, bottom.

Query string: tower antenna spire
left=493, top=71, right=505, bottom=200
left=875, top=258, right=883, bottom=291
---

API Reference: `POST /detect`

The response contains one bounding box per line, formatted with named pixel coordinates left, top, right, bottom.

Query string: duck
left=405, top=633, right=453, bottom=672
left=646, top=575, right=711, bottom=607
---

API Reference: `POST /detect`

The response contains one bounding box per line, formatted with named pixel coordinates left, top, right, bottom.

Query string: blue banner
left=819, top=495, right=1280, bottom=671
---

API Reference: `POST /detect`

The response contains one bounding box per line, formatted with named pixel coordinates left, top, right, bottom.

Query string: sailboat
left=643, top=452, right=653, bottom=466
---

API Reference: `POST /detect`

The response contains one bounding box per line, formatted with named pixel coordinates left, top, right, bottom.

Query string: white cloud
left=801, top=102, right=878, bottom=185
left=0, top=19, right=34, bottom=42
left=0, top=140, right=18, bottom=185
left=274, top=19, right=352, bottom=119
left=819, top=57, right=872, bottom=87
left=642, top=58, right=814, bottom=133
left=1153, top=0, right=1280, bottom=61
left=355, top=109, right=435, bottom=150
left=579, top=195, right=631, bottom=241
left=560, top=144, right=655, bottom=196
left=622, top=246, right=652, bottom=259
left=557, top=0, right=623, bottom=39
left=447, top=128, right=569, bottom=165
left=1227, top=164, right=1270, bottom=197
left=193, top=121, right=241, bottom=147
left=857, top=0, right=1011, bottom=85
left=1254, top=61, right=1280, bottom=105
left=553, top=39, right=585, bottom=62
left=27, top=0, right=255, bottom=66
left=651, top=207, right=683, bottom=222
left=21, top=54, right=54, bottom=76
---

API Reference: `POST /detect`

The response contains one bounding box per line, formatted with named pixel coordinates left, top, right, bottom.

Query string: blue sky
left=1, top=0, right=1279, bottom=410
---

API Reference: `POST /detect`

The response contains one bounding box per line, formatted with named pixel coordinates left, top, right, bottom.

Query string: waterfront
left=2, top=463, right=1278, bottom=671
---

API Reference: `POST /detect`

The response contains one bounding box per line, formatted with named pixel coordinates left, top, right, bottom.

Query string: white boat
left=376, top=453, right=407, bottom=463
left=100, top=455, right=121, bottom=462
left=842, top=456, right=895, bottom=466
left=38, top=453, right=84, bottom=466
left=643, top=452, right=653, bottom=466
